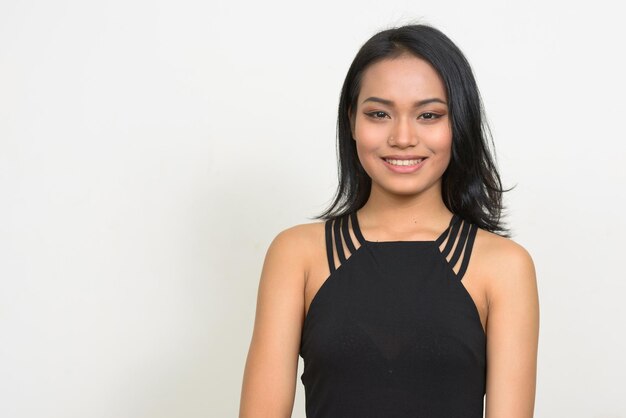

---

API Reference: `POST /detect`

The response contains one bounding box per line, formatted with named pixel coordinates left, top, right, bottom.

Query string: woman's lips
left=381, top=157, right=427, bottom=173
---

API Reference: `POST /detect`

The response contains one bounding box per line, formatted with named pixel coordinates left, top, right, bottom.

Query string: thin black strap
left=456, top=223, right=478, bottom=280
left=333, top=217, right=346, bottom=264
left=350, top=212, right=366, bottom=245
left=435, top=214, right=460, bottom=246
left=449, top=220, right=471, bottom=268
left=441, top=216, right=463, bottom=258
left=341, top=213, right=357, bottom=254
left=325, top=219, right=335, bottom=274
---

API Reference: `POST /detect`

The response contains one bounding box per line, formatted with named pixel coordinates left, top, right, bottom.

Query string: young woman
left=239, top=24, right=539, bottom=418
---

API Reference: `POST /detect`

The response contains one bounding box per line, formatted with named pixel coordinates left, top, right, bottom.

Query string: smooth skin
left=239, top=54, right=540, bottom=418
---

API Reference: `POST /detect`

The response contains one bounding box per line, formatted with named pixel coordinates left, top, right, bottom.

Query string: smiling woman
left=239, top=24, right=539, bottom=418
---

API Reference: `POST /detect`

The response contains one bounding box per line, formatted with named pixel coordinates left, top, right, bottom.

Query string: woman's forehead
left=358, top=55, right=447, bottom=105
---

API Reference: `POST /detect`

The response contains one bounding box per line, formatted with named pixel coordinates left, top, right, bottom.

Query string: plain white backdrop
left=1, top=0, right=625, bottom=417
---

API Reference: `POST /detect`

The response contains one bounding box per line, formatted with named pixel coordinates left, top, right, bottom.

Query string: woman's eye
left=419, top=112, right=440, bottom=120
left=366, top=111, right=389, bottom=119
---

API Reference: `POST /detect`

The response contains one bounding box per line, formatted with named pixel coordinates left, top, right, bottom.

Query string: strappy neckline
left=350, top=210, right=460, bottom=245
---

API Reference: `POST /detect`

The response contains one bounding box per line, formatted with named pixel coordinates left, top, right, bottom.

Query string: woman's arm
left=485, top=240, right=540, bottom=417
left=239, top=226, right=309, bottom=418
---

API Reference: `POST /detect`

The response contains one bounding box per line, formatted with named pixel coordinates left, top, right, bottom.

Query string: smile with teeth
left=383, top=158, right=425, bottom=166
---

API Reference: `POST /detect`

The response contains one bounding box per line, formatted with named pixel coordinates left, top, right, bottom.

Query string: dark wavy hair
left=311, top=23, right=514, bottom=237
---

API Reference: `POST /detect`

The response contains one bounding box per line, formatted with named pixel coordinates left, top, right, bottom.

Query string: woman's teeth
left=384, top=158, right=424, bottom=166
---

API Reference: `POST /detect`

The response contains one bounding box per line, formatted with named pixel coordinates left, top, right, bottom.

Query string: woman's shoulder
left=473, top=226, right=537, bottom=299
left=267, top=220, right=327, bottom=268
left=474, top=227, right=534, bottom=267
left=271, top=220, right=326, bottom=246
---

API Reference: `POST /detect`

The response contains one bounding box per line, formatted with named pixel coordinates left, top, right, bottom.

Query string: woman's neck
left=357, top=182, right=452, bottom=240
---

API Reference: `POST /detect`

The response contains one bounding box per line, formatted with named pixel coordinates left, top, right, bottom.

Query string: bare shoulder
left=475, top=228, right=535, bottom=267
left=268, top=220, right=325, bottom=255
left=266, top=220, right=326, bottom=276
left=473, top=227, right=538, bottom=307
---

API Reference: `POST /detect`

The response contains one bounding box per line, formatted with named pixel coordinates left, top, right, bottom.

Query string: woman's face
left=350, top=54, right=452, bottom=198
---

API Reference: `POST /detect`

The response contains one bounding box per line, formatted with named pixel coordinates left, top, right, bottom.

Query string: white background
left=1, top=0, right=625, bottom=417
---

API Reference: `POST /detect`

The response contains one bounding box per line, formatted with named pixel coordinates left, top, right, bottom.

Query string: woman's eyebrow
left=361, top=96, right=447, bottom=107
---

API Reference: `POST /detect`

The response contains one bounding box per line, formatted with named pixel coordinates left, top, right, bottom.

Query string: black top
left=299, top=211, right=486, bottom=417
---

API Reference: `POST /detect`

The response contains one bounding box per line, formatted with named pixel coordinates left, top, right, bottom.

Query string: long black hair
left=311, top=24, right=513, bottom=237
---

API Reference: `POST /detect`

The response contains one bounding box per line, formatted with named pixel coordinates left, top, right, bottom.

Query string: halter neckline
left=350, top=210, right=460, bottom=245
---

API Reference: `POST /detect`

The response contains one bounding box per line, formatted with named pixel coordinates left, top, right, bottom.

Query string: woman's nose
left=388, top=116, right=418, bottom=147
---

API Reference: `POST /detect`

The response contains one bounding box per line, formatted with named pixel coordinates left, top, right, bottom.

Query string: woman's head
left=349, top=52, right=453, bottom=204
left=315, top=24, right=512, bottom=236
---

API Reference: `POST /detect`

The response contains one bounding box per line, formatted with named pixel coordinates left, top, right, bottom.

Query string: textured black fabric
left=299, top=211, right=486, bottom=417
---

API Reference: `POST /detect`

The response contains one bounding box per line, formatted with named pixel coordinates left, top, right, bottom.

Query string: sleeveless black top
left=299, top=211, right=486, bottom=417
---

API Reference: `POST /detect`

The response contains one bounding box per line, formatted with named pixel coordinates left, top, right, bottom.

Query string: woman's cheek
left=427, top=125, right=452, bottom=152
left=355, top=124, right=388, bottom=148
